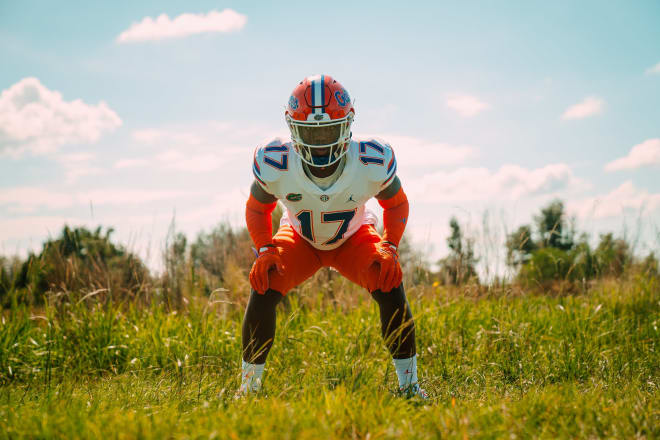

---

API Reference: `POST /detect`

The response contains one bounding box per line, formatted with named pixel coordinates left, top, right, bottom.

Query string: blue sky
left=1, top=1, right=659, bottom=274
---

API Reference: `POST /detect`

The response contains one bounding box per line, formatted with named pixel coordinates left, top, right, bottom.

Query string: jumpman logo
left=347, top=194, right=356, bottom=203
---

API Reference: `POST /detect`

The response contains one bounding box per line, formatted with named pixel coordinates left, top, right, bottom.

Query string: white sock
left=240, top=360, right=265, bottom=393
left=393, top=355, right=418, bottom=389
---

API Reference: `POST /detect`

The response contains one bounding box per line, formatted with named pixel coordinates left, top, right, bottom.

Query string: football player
left=240, top=75, right=426, bottom=398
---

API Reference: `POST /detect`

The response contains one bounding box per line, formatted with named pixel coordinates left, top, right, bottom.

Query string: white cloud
left=155, top=150, right=225, bottom=172
left=55, top=152, right=105, bottom=184
left=568, top=181, right=660, bottom=219
left=128, top=128, right=475, bottom=173
left=645, top=61, right=660, bottom=75
left=176, top=187, right=248, bottom=227
left=132, top=121, right=285, bottom=149
left=0, top=78, right=121, bottom=158
left=0, top=188, right=74, bottom=213
left=406, top=163, right=581, bottom=203
left=121, top=123, right=262, bottom=172
left=114, top=158, right=151, bottom=169
left=117, top=9, right=247, bottom=43
left=82, top=189, right=191, bottom=206
left=0, top=215, right=88, bottom=257
left=605, top=138, right=660, bottom=171
left=446, top=94, right=489, bottom=117
left=363, top=133, right=476, bottom=168
left=114, top=150, right=227, bottom=172
left=132, top=128, right=202, bottom=146
left=0, top=187, right=192, bottom=214
left=561, top=96, right=604, bottom=120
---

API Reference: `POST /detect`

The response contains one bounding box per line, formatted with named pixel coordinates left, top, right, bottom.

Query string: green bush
left=11, top=226, right=149, bottom=304
left=569, top=238, right=597, bottom=281
left=0, top=256, right=22, bottom=306
left=639, top=252, right=659, bottom=278
left=436, top=217, right=479, bottom=285
left=518, top=247, right=576, bottom=288
left=593, top=233, right=631, bottom=277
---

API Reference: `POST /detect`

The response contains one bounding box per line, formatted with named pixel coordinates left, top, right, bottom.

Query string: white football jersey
left=252, top=137, right=398, bottom=250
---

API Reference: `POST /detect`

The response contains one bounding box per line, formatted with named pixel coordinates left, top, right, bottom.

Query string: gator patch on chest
left=286, top=193, right=303, bottom=202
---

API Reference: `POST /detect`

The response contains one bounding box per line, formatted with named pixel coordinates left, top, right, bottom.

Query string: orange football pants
left=267, top=223, right=384, bottom=295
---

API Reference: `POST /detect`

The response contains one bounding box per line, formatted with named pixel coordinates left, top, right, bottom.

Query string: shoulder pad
left=355, top=137, right=397, bottom=188
left=252, top=138, right=291, bottom=192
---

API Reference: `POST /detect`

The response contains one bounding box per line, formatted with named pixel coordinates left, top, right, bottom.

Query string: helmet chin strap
left=309, top=143, right=345, bottom=167
left=311, top=155, right=330, bottom=166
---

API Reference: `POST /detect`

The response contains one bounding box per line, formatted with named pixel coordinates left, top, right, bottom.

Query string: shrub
left=593, top=233, right=631, bottom=277
left=0, top=256, right=22, bottom=306
left=518, top=247, right=576, bottom=289
left=12, top=226, right=149, bottom=304
left=534, top=200, right=575, bottom=251
left=437, top=217, right=479, bottom=285
left=569, top=237, right=597, bottom=281
left=639, top=252, right=659, bottom=278
left=506, top=225, right=537, bottom=267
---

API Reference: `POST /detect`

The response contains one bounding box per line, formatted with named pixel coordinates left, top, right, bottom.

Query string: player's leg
left=240, top=225, right=321, bottom=394
left=370, top=284, right=415, bottom=359
left=371, top=284, right=426, bottom=397
left=332, top=224, right=425, bottom=397
left=239, top=288, right=282, bottom=394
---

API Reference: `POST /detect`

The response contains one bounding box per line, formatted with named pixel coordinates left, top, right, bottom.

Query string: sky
left=1, top=0, right=659, bottom=275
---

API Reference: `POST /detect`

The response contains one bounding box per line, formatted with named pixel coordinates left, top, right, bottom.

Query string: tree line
left=1, top=199, right=658, bottom=307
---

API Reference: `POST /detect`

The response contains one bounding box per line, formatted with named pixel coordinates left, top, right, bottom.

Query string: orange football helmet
left=285, top=75, right=355, bottom=167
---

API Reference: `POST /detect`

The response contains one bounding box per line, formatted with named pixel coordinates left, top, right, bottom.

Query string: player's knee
left=370, top=283, right=413, bottom=322
left=243, top=288, right=283, bottom=363
left=252, top=287, right=285, bottom=304
left=246, top=288, right=284, bottom=314
left=370, top=282, right=405, bottom=305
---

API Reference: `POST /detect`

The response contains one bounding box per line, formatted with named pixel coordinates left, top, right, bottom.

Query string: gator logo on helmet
left=334, top=89, right=350, bottom=107
left=288, top=95, right=299, bottom=110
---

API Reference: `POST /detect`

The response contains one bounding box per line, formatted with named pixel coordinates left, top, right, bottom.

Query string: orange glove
left=249, top=245, right=285, bottom=294
left=369, top=241, right=402, bottom=292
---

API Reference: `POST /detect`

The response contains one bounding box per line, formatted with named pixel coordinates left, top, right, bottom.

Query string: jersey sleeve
left=363, top=137, right=397, bottom=190
left=252, top=138, right=290, bottom=199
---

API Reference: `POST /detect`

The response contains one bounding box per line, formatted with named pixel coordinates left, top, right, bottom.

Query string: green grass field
left=1, top=279, right=658, bottom=439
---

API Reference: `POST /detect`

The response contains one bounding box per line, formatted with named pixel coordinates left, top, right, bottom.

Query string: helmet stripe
left=312, top=77, right=322, bottom=114
left=310, top=78, right=315, bottom=108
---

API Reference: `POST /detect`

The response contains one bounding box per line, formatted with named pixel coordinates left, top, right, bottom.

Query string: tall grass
left=1, top=276, right=658, bottom=438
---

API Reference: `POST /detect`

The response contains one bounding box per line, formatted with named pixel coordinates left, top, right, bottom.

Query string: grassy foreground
left=0, top=279, right=658, bottom=439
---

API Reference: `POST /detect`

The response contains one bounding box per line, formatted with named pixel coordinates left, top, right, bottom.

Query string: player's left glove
left=249, top=245, right=285, bottom=294
left=369, top=241, right=403, bottom=292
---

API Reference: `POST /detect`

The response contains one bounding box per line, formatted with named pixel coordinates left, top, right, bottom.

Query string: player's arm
left=375, top=176, right=408, bottom=247
left=246, top=181, right=277, bottom=249
left=251, top=180, right=277, bottom=204
left=246, top=181, right=284, bottom=293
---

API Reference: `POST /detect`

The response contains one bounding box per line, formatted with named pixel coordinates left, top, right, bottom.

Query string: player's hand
left=249, top=246, right=285, bottom=294
left=371, top=241, right=402, bottom=292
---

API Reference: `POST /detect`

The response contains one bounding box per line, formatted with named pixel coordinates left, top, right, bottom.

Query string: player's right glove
left=370, top=241, right=403, bottom=293
left=249, top=245, right=285, bottom=294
